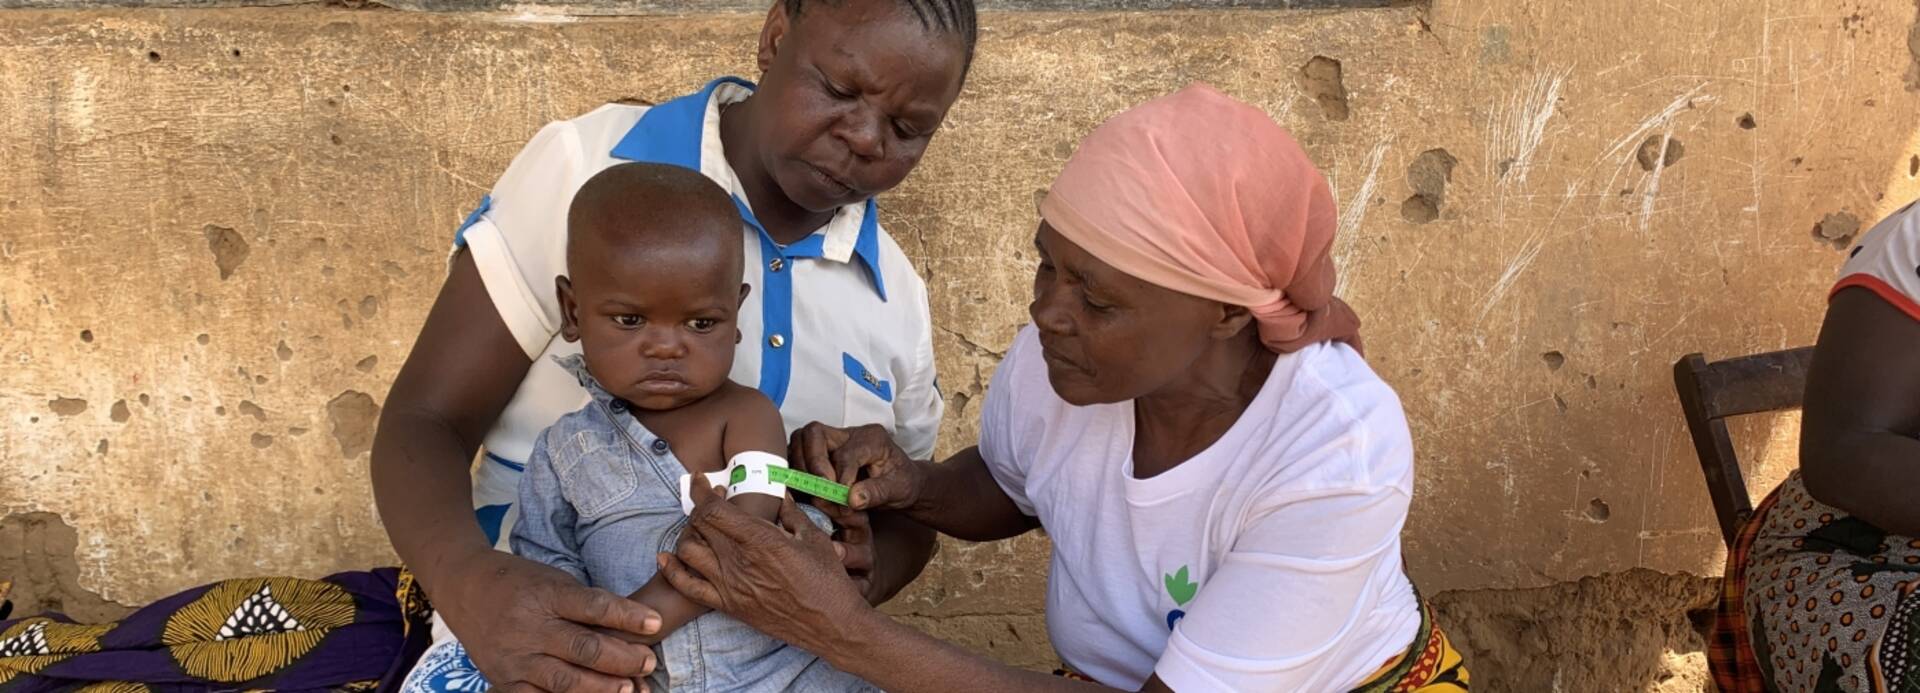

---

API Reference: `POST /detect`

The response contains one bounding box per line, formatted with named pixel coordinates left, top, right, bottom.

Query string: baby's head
left=559, top=162, right=747, bottom=412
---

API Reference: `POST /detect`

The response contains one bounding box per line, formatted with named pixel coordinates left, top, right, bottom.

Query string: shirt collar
left=555, top=354, right=617, bottom=407
left=609, top=77, right=887, bottom=300
left=554, top=355, right=677, bottom=450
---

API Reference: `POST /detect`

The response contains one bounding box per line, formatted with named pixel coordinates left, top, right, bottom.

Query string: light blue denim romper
left=502, top=355, right=876, bottom=692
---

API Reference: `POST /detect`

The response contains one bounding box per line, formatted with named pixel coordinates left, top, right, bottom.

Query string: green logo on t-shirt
left=1163, top=565, right=1196, bottom=630
left=1163, top=565, right=1197, bottom=606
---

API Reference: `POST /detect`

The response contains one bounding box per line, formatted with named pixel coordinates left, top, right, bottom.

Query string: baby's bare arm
left=720, top=387, right=791, bottom=524
left=727, top=492, right=785, bottom=521
left=626, top=387, right=792, bottom=640
left=627, top=572, right=705, bottom=645
left=719, top=387, right=794, bottom=524
left=720, top=384, right=791, bottom=462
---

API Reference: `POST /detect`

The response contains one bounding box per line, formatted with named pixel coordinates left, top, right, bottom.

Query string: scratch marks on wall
left=1487, top=67, right=1569, bottom=192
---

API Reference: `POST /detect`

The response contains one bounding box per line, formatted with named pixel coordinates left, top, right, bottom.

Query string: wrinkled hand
left=790, top=422, right=927, bottom=514
left=658, top=478, right=871, bottom=654
left=825, top=503, right=877, bottom=600
left=432, top=549, right=659, bottom=692
left=790, top=423, right=929, bottom=601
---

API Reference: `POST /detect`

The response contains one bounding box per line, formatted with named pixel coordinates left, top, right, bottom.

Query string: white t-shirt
left=1835, top=201, right=1920, bottom=321
left=980, top=326, right=1420, bottom=692
left=455, top=78, right=943, bottom=548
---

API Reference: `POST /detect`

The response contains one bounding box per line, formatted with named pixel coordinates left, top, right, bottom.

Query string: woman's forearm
left=370, top=250, right=533, bottom=593
left=864, top=510, right=937, bottom=604
left=819, top=607, right=1114, bottom=693
left=662, top=470, right=1159, bottom=693
left=371, top=406, right=495, bottom=590
left=907, top=447, right=1041, bottom=542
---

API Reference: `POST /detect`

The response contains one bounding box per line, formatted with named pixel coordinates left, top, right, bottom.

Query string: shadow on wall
left=1437, top=58, right=1920, bottom=692
left=1439, top=304, right=1808, bottom=692
left=1435, top=116, right=1920, bottom=690
left=1432, top=568, right=1718, bottom=692
left=0, top=512, right=136, bottom=623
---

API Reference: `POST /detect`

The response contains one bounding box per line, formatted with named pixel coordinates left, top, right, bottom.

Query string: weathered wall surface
left=5, top=1, right=1918, bottom=689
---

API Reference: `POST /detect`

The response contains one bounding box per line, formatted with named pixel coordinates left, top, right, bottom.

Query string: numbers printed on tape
left=766, top=466, right=852, bottom=506
left=695, top=458, right=852, bottom=509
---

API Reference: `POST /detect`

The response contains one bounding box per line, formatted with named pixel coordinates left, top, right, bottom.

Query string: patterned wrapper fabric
left=1713, top=471, right=1920, bottom=693
left=0, top=569, right=407, bottom=693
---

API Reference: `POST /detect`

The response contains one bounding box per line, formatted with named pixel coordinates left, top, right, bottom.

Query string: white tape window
left=679, top=451, right=789, bottom=515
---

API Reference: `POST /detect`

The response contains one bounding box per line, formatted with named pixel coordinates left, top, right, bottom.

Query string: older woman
left=658, top=84, right=1468, bottom=691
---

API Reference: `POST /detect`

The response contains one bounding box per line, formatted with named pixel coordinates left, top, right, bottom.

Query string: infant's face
left=566, top=239, right=743, bottom=412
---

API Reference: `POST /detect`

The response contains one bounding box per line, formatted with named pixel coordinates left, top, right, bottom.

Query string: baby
left=511, top=162, right=872, bottom=692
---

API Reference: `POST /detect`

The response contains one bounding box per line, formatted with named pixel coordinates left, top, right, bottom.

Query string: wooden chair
left=1672, top=347, right=1817, bottom=548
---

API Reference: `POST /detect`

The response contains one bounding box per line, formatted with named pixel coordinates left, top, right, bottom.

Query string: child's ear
left=757, top=1, right=789, bottom=74
left=557, top=275, right=582, bottom=343
left=737, top=284, right=751, bottom=344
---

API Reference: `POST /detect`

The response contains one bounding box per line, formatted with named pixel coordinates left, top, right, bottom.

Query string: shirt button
left=769, top=258, right=785, bottom=273
left=609, top=400, right=626, bottom=413
left=651, top=438, right=670, bottom=455
left=769, top=334, right=786, bottom=348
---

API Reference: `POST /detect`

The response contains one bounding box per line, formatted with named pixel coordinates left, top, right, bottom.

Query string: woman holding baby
left=0, top=0, right=1458, bottom=686
left=0, top=6, right=1458, bottom=690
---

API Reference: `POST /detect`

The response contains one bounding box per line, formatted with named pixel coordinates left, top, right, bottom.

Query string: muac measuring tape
left=679, top=451, right=851, bottom=514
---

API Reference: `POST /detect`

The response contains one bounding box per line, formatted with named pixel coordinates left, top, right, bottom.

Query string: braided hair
left=783, top=0, right=979, bottom=74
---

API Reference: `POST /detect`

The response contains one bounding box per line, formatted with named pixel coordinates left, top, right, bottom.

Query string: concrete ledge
left=0, top=0, right=1398, bottom=13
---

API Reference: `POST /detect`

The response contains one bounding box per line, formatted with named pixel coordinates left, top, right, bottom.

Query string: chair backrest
left=1672, top=347, right=1816, bottom=548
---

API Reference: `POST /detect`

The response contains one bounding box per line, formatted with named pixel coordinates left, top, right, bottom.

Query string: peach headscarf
left=1038, top=83, right=1362, bottom=354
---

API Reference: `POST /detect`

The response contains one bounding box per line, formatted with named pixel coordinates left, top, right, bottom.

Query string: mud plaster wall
left=4, top=1, right=1917, bottom=689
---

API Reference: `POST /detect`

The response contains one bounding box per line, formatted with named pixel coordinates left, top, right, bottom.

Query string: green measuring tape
left=729, top=464, right=853, bottom=506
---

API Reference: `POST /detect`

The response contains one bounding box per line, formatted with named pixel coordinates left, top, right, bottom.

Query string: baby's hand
left=593, top=622, right=666, bottom=648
